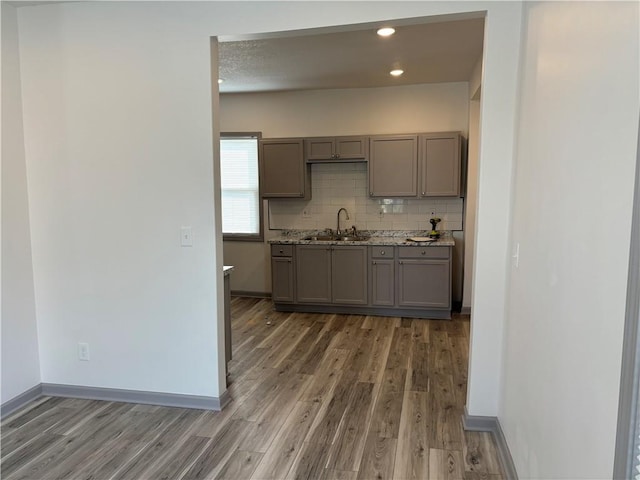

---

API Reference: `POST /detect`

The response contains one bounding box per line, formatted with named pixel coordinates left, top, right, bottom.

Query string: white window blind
left=220, top=137, right=260, bottom=235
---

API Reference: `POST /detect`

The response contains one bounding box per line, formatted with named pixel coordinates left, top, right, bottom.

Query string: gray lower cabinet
left=295, top=245, right=367, bottom=305
left=396, top=246, right=451, bottom=309
left=331, top=246, right=368, bottom=305
left=260, top=138, right=310, bottom=199
left=370, top=246, right=395, bottom=306
left=271, top=245, right=295, bottom=303
left=295, top=245, right=332, bottom=303
left=272, top=243, right=452, bottom=318
left=271, top=257, right=294, bottom=303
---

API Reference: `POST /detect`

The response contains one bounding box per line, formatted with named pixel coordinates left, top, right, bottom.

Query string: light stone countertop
left=268, top=230, right=455, bottom=247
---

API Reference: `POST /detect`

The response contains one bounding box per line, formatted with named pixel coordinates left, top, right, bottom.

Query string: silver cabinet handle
left=421, top=251, right=426, bottom=255
left=380, top=250, right=385, bottom=255
left=372, top=261, right=377, bottom=265
left=399, top=260, right=404, bottom=265
left=422, top=191, right=426, bottom=195
left=279, top=249, right=284, bottom=254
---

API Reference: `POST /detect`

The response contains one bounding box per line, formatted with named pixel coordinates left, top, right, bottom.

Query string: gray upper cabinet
left=295, top=245, right=332, bottom=303
left=332, top=246, right=368, bottom=305
left=305, top=136, right=368, bottom=162
left=260, top=138, right=310, bottom=199
left=369, top=135, right=418, bottom=197
left=419, top=133, right=462, bottom=197
left=305, top=138, right=334, bottom=161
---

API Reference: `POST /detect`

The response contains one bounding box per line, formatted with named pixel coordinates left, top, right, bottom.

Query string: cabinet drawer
left=398, top=246, right=450, bottom=259
left=271, top=244, right=293, bottom=257
left=371, top=246, right=394, bottom=258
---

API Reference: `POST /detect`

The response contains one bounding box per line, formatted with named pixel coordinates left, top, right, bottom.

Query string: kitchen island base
left=271, top=240, right=453, bottom=320
left=273, top=302, right=452, bottom=320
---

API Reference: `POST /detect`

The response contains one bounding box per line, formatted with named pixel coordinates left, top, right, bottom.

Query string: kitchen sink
left=335, top=235, right=370, bottom=242
left=303, top=235, right=370, bottom=242
left=303, top=235, right=335, bottom=241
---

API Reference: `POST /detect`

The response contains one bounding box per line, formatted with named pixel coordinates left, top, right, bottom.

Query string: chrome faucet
left=336, top=208, right=349, bottom=235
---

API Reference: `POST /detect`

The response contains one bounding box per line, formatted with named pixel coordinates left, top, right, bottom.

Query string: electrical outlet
left=78, top=342, right=90, bottom=361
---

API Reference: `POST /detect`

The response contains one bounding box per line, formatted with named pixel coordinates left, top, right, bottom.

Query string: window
left=220, top=133, right=263, bottom=241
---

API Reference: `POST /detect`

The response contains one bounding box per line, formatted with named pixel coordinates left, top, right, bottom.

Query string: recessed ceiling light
left=377, top=27, right=396, bottom=37
left=218, top=79, right=224, bottom=84
left=390, top=69, right=404, bottom=77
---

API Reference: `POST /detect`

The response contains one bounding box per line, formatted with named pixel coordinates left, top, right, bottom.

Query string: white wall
left=462, top=57, right=482, bottom=311
left=221, top=82, right=469, bottom=295
left=1, top=3, right=41, bottom=405
left=465, top=1, right=523, bottom=416
left=17, top=3, right=221, bottom=397
left=221, top=82, right=469, bottom=138
left=15, top=1, right=523, bottom=416
left=501, top=2, right=639, bottom=478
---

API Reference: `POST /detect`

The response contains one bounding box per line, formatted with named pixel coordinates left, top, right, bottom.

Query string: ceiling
left=219, top=18, right=485, bottom=94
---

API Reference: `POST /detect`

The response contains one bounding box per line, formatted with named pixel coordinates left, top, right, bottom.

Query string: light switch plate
left=181, top=226, right=193, bottom=247
left=78, top=342, right=90, bottom=361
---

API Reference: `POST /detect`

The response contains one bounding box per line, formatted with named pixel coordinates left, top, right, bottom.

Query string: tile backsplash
left=268, top=163, right=464, bottom=231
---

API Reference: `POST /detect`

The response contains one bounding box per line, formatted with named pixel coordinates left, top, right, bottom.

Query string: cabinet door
left=335, top=136, right=369, bottom=161
left=371, top=259, right=394, bottom=306
left=305, top=137, right=335, bottom=161
left=271, top=256, right=294, bottom=303
left=295, top=245, right=332, bottom=303
left=260, top=139, right=308, bottom=198
left=332, top=246, right=368, bottom=305
left=369, top=135, right=418, bottom=197
left=397, top=259, right=450, bottom=308
left=420, top=134, right=461, bottom=197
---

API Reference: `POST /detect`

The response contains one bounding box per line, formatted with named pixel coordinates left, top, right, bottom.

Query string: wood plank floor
left=1, top=297, right=504, bottom=480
